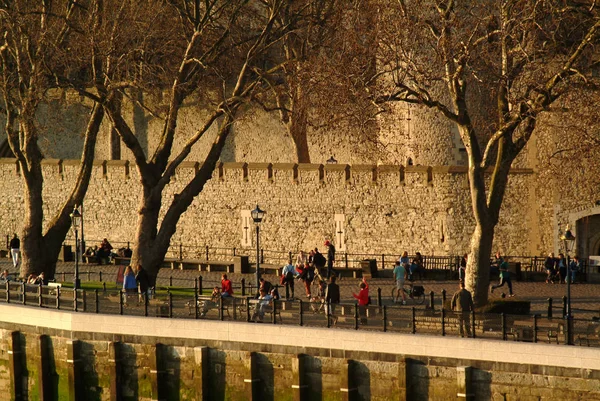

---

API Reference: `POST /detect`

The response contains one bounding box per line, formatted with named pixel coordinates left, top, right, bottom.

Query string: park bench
left=113, top=256, right=131, bottom=265
left=513, top=319, right=564, bottom=343
left=178, top=259, right=234, bottom=273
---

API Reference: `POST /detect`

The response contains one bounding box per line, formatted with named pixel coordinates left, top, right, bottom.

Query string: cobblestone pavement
left=4, top=260, right=594, bottom=319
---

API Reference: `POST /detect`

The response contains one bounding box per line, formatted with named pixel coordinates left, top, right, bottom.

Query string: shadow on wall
left=354, top=361, right=372, bottom=401
left=307, top=356, right=323, bottom=400
left=407, top=358, right=429, bottom=401
left=210, top=349, right=227, bottom=400
left=163, top=345, right=181, bottom=400
left=81, top=341, right=101, bottom=401
left=122, top=343, right=139, bottom=400
left=256, top=352, right=274, bottom=401
left=475, top=369, right=492, bottom=400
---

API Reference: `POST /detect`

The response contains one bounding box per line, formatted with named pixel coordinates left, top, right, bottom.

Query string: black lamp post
left=251, top=205, right=265, bottom=294
left=561, top=225, right=575, bottom=344
left=70, top=206, right=82, bottom=290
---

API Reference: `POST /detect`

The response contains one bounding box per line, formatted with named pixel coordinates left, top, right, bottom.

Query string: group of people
left=397, top=251, right=425, bottom=281
left=279, top=240, right=338, bottom=301
left=544, top=252, right=581, bottom=284
left=122, top=264, right=150, bottom=302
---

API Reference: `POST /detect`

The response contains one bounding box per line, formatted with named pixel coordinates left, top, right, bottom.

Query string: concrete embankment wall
left=0, top=304, right=598, bottom=400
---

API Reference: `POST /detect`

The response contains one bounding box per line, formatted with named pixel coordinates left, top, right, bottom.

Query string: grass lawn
left=58, top=281, right=211, bottom=296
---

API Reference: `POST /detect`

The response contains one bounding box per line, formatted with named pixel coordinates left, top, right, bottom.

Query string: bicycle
left=390, top=282, right=425, bottom=305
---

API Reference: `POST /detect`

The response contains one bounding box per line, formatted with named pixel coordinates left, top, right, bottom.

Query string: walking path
left=13, top=260, right=592, bottom=319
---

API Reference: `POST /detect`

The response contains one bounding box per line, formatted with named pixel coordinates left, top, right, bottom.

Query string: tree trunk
left=21, top=170, right=48, bottom=278
left=129, top=187, right=162, bottom=287
left=289, top=106, right=311, bottom=163
left=465, top=223, right=495, bottom=306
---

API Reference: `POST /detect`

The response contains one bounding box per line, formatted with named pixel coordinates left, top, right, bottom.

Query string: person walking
left=325, top=240, right=337, bottom=279
left=123, top=266, right=137, bottom=304
left=281, top=261, right=297, bottom=300
left=135, top=264, right=150, bottom=302
left=9, top=234, right=20, bottom=269
left=352, top=277, right=369, bottom=325
left=451, top=280, right=474, bottom=337
left=325, top=275, right=340, bottom=325
left=392, top=261, right=407, bottom=304
left=491, top=259, right=514, bottom=297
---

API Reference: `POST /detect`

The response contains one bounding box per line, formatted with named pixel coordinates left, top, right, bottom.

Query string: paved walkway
left=6, top=260, right=599, bottom=319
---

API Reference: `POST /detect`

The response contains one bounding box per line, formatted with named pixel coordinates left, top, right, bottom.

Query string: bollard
left=94, top=289, right=99, bottom=314
left=144, top=293, right=149, bottom=317
left=441, top=308, right=446, bottom=336
left=566, top=315, right=574, bottom=346
left=429, top=291, right=435, bottom=310
left=241, top=278, right=246, bottom=296
left=194, top=283, right=199, bottom=319
left=246, top=297, right=251, bottom=322
left=38, top=283, right=43, bottom=308
left=383, top=305, right=387, bottom=332
left=299, top=300, right=304, bottom=326
left=412, top=307, right=416, bottom=334
left=548, top=298, right=553, bottom=318
left=119, top=290, right=124, bottom=315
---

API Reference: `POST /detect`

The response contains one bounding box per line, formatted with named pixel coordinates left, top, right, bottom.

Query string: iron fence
left=1, top=280, right=598, bottom=348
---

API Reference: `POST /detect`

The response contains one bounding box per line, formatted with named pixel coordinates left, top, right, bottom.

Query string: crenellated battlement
left=0, top=158, right=532, bottom=187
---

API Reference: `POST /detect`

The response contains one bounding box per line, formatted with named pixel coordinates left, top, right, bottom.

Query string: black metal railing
left=1, top=280, right=598, bottom=348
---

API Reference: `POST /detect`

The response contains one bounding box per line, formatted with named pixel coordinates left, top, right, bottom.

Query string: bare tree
left=372, top=0, right=600, bottom=304
left=0, top=1, right=105, bottom=279
left=95, top=0, right=329, bottom=284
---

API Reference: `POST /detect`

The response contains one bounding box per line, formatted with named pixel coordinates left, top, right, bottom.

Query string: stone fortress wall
left=0, top=158, right=543, bottom=258
left=2, top=91, right=598, bottom=258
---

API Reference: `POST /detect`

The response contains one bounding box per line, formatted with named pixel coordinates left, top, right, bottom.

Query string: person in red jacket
left=221, top=274, right=233, bottom=297
left=352, top=277, right=369, bottom=324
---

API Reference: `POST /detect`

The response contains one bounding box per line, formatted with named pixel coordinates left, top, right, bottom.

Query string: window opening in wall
left=407, top=158, right=413, bottom=166
left=241, top=210, right=252, bottom=248
left=335, top=214, right=346, bottom=252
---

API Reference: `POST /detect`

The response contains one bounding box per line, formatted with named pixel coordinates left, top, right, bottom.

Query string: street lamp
left=251, top=205, right=265, bottom=294
left=560, top=224, right=576, bottom=344
left=70, top=206, right=82, bottom=290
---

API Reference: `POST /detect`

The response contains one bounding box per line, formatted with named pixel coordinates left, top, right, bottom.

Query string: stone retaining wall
left=0, top=304, right=598, bottom=400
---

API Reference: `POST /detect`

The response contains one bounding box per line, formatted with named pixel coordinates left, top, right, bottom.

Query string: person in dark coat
left=135, top=264, right=150, bottom=302
left=451, top=280, right=474, bottom=337
left=325, top=276, right=341, bottom=325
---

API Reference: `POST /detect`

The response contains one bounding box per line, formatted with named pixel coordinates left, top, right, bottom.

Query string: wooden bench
left=113, top=256, right=131, bottom=265
left=513, top=319, right=564, bottom=343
